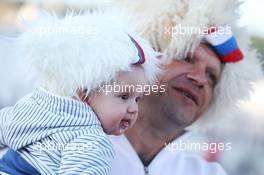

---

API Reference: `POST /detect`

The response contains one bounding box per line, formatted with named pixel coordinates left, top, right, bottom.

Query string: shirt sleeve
left=59, top=132, right=115, bottom=175
left=0, top=107, right=12, bottom=148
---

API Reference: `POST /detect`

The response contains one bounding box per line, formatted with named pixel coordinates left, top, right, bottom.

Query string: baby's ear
left=77, top=89, right=89, bottom=104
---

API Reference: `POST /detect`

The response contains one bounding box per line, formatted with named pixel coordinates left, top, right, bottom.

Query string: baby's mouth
left=119, top=119, right=131, bottom=133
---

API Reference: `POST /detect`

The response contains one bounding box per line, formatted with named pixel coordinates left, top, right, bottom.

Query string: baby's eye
left=135, top=96, right=141, bottom=103
left=119, top=93, right=129, bottom=100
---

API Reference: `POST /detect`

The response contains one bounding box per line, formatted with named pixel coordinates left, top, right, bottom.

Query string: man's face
left=157, top=43, right=222, bottom=127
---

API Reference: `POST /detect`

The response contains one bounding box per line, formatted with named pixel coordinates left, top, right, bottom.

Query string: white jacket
left=109, top=134, right=227, bottom=175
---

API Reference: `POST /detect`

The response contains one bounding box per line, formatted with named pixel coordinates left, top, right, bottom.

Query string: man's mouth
left=172, top=87, right=199, bottom=105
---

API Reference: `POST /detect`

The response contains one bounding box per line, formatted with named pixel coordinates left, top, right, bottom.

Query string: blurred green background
left=252, top=37, right=264, bottom=59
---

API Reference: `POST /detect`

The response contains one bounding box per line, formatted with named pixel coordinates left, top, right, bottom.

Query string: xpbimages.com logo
left=36, top=25, right=98, bottom=38
left=164, top=24, right=232, bottom=37
left=98, top=82, right=166, bottom=95
left=164, top=140, right=232, bottom=154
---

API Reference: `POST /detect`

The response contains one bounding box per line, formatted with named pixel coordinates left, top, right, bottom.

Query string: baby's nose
left=127, top=102, right=138, bottom=113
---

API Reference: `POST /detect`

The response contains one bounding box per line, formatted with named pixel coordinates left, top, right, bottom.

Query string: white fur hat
left=117, top=0, right=263, bottom=123
left=18, top=10, right=160, bottom=97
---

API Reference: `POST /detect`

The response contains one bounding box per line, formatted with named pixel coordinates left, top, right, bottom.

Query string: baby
left=0, top=12, right=159, bottom=175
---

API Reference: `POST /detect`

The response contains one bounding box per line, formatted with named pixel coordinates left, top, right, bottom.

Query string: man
left=109, top=0, right=263, bottom=174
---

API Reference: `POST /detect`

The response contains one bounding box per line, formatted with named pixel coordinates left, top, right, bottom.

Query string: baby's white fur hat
left=117, top=0, right=263, bottom=124
left=18, top=10, right=160, bottom=97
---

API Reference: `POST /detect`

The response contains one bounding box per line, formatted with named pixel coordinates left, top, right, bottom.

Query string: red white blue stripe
left=129, top=35, right=146, bottom=64
left=205, top=26, right=243, bottom=63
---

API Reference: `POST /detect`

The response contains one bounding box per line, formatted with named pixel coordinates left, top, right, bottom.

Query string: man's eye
left=184, top=57, right=194, bottom=63
left=206, top=72, right=217, bottom=85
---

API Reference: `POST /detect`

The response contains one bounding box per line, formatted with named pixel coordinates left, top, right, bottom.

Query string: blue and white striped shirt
left=0, top=88, right=115, bottom=175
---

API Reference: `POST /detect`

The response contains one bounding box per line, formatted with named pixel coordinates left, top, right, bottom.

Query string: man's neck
left=125, top=119, right=186, bottom=166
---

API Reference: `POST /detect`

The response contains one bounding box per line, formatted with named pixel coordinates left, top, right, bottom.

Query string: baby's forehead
left=115, top=66, right=147, bottom=85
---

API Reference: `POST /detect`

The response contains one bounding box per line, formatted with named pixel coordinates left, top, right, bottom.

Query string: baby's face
left=89, top=66, right=147, bottom=135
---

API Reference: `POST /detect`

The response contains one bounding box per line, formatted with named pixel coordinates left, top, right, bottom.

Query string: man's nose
left=186, top=64, right=207, bottom=86
left=127, top=101, right=139, bottom=113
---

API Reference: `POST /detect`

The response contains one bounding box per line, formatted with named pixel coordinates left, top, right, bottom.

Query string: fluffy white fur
left=117, top=0, right=264, bottom=125
left=18, top=10, right=160, bottom=97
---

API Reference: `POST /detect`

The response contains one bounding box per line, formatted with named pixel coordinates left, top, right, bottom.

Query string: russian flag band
left=129, top=35, right=146, bottom=65
left=205, top=26, right=244, bottom=63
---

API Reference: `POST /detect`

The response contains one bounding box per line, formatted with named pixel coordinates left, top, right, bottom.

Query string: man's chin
left=170, top=108, right=197, bottom=127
